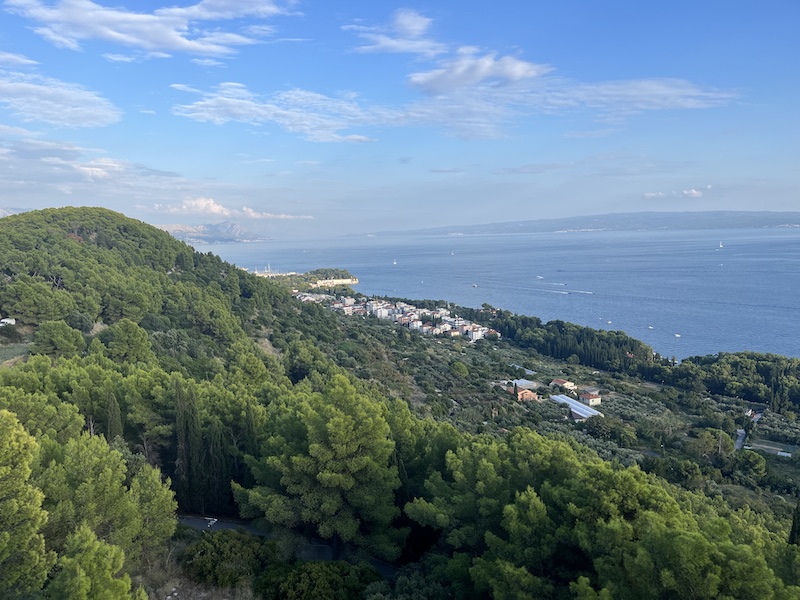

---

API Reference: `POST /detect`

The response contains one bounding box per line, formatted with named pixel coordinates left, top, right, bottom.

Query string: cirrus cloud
left=5, top=0, right=288, bottom=56
left=0, top=69, right=122, bottom=126
left=0, top=51, right=38, bottom=66
left=172, top=82, right=392, bottom=142
left=346, top=8, right=446, bottom=57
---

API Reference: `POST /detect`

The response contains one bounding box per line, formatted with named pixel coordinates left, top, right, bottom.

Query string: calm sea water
left=196, top=228, right=800, bottom=360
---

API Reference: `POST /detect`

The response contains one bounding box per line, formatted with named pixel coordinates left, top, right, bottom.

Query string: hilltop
left=3, top=207, right=800, bottom=599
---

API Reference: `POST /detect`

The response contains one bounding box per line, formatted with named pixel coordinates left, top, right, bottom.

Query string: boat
left=719, top=241, right=724, bottom=248
left=472, top=283, right=478, bottom=288
left=675, top=333, right=681, bottom=338
left=393, top=259, right=397, bottom=265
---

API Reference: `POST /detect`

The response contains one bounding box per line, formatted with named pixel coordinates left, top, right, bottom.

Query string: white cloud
left=0, top=51, right=38, bottom=66
left=340, top=11, right=737, bottom=138
left=170, top=83, right=203, bottom=94
left=644, top=185, right=712, bottom=199
left=243, top=24, right=276, bottom=37
left=553, top=78, right=735, bottom=112
left=5, top=0, right=288, bottom=56
left=192, top=58, right=226, bottom=67
left=171, top=70, right=735, bottom=141
left=393, top=8, right=433, bottom=37
left=349, top=9, right=445, bottom=57
left=172, top=83, right=394, bottom=142
left=73, top=157, right=126, bottom=180
left=0, top=123, right=38, bottom=137
left=103, top=53, right=136, bottom=63
left=156, top=197, right=233, bottom=216
left=409, top=47, right=552, bottom=94
left=0, top=69, right=122, bottom=126
left=241, top=206, right=312, bottom=219
left=151, top=196, right=313, bottom=219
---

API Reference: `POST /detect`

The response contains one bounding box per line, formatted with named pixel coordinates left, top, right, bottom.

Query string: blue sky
left=1, top=1, right=798, bottom=239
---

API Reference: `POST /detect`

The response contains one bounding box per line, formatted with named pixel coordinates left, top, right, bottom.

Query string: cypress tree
left=107, top=393, right=123, bottom=441
left=789, top=498, right=800, bottom=545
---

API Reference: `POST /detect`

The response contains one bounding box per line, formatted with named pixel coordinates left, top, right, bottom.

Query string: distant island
left=371, top=210, right=800, bottom=237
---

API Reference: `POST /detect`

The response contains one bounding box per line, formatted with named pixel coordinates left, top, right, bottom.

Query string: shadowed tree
left=790, top=498, right=800, bottom=546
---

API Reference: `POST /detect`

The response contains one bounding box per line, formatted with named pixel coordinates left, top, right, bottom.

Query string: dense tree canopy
left=3, top=207, right=800, bottom=598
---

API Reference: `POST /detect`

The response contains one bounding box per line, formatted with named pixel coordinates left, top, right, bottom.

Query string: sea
left=195, top=227, right=800, bottom=361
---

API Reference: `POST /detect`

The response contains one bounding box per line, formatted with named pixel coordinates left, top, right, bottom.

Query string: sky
left=1, top=1, right=798, bottom=240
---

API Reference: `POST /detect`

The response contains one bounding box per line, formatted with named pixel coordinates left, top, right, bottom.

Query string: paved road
left=177, top=515, right=397, bottom=578
left=734, top=428, right=746, bottom=450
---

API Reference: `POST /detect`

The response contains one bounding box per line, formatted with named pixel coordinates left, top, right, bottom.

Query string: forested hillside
left=3, top=207, right=800, bottom=599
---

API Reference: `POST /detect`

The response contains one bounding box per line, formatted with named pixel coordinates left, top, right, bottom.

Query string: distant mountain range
left=156, top=221, right=269, bottom=244
left=386, top=211, right=800, bottom=237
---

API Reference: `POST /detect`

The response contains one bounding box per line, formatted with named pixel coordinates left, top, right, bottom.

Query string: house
left=579, top=392, right=602, bottom=407
left=513, top=389, right=538, bottom=402
left=550, top=378, right=576, bottom=390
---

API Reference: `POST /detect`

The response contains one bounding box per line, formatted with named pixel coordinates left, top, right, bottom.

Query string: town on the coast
left=295, top=290, right=614, bottom=421
left=296, top=292, right=501, bottom=343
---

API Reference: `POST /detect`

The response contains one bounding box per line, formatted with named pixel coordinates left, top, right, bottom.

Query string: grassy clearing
left=0, top=343, right=29, bottom=365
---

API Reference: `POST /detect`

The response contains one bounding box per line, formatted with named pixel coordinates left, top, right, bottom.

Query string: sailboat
left=719, top=242, right=724, bottom=248
left=392, top=259, right=397, bottom=265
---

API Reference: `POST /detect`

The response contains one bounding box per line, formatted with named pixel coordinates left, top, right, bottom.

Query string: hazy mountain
left=379, top=211, right=800, bottom=237
left=0, top=207, right=31, bottom=218
left=156, top=221, right=269, bottom=244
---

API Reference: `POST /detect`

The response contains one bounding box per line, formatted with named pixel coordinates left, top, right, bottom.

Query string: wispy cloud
left=103, top=53, right=136, bottom=63
left=541, top=78, right=735, bottom=113
left=73, top=157, right=126, bottom=180
left=338, top=11, right=737, bottom=138
left=0, top=123, right=38, bottom=137
left=5, top=0, right=288, bottom=56
left=172, top=82, right=393, bottom=142
left=409, top=46, right=551, bottom=94
left=0, top=51, right=38, bottom=66
left=172, top=71, right=736, bottom=141
left=192, top=58, right=226, bottom=68
left=0, top=69, right=121, bottom=126
left=346, top=8, right=446, bottom=57
left=150, top=196, right=313, bottom=219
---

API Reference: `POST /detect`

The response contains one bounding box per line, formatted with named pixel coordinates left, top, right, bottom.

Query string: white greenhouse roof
left=550, top=394, right=604, bottom=420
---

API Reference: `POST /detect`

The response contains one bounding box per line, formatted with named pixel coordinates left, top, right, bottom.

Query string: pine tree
left=0, top=410, right=55, bottom=597
left=47, top=525, right=134, bottom=600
